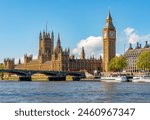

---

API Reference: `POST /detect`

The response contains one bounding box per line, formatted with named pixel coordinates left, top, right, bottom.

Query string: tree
left=0, top=63, right=4, bottom=70
left=136, top=51, right=150, bottom=72
left=108, top=56, right=127, bottom=72
left=0, top=63, right=4, bottom=69
left=0, top=63, right=4, bottom=79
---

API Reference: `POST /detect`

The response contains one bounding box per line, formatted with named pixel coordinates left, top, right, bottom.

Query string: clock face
left=109, top=31, right=115, bottom=38
left=103, top=32, right=107, bottom=38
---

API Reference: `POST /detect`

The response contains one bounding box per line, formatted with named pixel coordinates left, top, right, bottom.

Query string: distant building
left=124, top=41, right=150, bottom=72
left=4, top=58, right=14, bottom=70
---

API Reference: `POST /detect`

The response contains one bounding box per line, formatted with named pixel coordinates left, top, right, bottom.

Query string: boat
left=100, top=75, right=128, bottom=82
left=131, top=74, right=150, bottom=82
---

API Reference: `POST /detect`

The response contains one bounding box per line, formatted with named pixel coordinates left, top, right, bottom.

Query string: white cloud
left=124, top=27, right=140, bottom=44
left=72, top=36, right=103, bottom=58
left=124, top=27, right=150, bottom=44
left=140, top=34, right=150, bottom=41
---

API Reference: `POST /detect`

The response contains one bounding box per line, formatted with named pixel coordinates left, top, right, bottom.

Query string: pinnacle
left=107, top=9, right=112, bottom=20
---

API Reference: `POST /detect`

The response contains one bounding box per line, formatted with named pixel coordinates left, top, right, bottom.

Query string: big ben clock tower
left=102, top=10, right=116, bottom=72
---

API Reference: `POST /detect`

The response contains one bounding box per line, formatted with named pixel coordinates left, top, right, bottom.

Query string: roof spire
left=58, top=33, right=60, bottom=41
left=57, top=33, right=61, bottom=48
left=104, top=9, right=115, bottom=29
left=80, top=46, right=85, bottom=59
left=107, top=9, right=112, bottom=20
left=39, top=31, right=42, bottom=39
left=55, top=33, right=62, bottom=53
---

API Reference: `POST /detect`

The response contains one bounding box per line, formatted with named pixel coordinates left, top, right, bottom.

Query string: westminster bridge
left=0, top=69, right=85, bottom=81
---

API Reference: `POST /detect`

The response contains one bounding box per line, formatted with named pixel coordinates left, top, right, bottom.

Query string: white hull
left=131, top=76, right=150, bottom=83
left=132, top=80, right=150, bottom=82
left=100, top=76, right=127, bottom=82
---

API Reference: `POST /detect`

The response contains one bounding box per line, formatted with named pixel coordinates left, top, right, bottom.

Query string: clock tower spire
left=102, top=10, right=116, bottom=72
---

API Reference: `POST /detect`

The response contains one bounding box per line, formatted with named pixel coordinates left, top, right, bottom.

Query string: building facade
left=4, top=30, right=102, bottom=74
left=102, top=10, right=116, bottom=72
left=4, top=58, right=15, bottom=70
left=124, top=41, right=150, bottom=72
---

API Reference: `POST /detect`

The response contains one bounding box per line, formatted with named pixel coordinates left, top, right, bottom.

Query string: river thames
left=0, top=81, right=150, bottom=103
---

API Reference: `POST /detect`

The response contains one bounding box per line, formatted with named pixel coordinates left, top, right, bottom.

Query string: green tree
left=0, top=63, right=4, bottom=79
left=108, top=56, right=127, bottom=72
left=136, top=51, right=150, bottom=72
left=0, top=63, right=4, bottom=69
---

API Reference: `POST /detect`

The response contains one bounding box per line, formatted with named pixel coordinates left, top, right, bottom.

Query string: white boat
left=100, top=76, right=128, bottom=82
left=131, top=75, right=150, bottom=82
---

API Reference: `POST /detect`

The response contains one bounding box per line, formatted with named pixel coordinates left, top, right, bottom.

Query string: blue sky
left=0, top=0, right=150, bottom=63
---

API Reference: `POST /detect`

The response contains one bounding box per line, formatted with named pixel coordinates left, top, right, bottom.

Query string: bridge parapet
left=0, top=69, right=85, bottom=81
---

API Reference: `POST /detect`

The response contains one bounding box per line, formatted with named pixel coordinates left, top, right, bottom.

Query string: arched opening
left=31, top=71, right=60, bottom=81
left=66, top=75, right=74, bottom=81
left=0, top=71, right=27, bottom=80
left=31, top=73, right=49, bottom=81
left=65, top=72, right=85, bottom=81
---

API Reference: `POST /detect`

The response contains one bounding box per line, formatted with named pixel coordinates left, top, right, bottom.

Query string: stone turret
left=38, top=28, right=54, bottom=62
left=18, top=59, right=21, bottom=64
left=80, top=47, right=85, bottom=59
left=24, top=54, right=33, bottom=64
left=3, top=58, right=15, bottom=69
left=55, top=34, right=62, bottom=54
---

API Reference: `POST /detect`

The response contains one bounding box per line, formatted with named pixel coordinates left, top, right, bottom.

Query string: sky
left=0, top=0, right=150, bottom=63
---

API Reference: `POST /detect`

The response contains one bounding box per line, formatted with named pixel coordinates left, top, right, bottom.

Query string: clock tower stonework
left=102, top=10, right=116, bottom=72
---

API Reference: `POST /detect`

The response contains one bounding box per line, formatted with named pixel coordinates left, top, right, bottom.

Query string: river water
left=0, top=81, right=150, bottom=103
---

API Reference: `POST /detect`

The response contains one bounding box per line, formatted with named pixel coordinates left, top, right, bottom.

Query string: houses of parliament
left=3, top=10, right=116, bottom=73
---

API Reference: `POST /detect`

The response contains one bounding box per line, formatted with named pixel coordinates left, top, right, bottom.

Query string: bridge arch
left=65, top=72, right=86, bottom=81
left=65, top=72, right=85, bottom=77
left=30, top=71, right=65, bottom=81
left=30, top=71, right=59, bottom=76
left=0, top=69, right=28, bottom=77
left=0, top=69, right=31, bottom=81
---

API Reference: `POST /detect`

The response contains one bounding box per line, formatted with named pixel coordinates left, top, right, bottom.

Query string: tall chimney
left=140, top=44, right=141, bottom=48
left=136, top=42, right=139, bottom=49
left=129, top=43, right=133, bottom=49
left=144, top=41, right=148, bottom=48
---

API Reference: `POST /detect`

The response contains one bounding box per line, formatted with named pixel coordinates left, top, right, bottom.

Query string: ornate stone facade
left=3, top=10, right=118, bottom=74
left=8, top=30, right=102, bottom=74
left=124, top=41, right=150, bottom=72
left=4, top=58, right=15, bottom=70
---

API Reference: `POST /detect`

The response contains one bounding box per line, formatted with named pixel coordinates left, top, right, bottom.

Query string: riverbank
left=0, top=75, right=75, bottom=81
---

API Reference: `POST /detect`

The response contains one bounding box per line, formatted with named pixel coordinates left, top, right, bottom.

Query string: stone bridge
left=0, top=69, right=85, bottom=81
